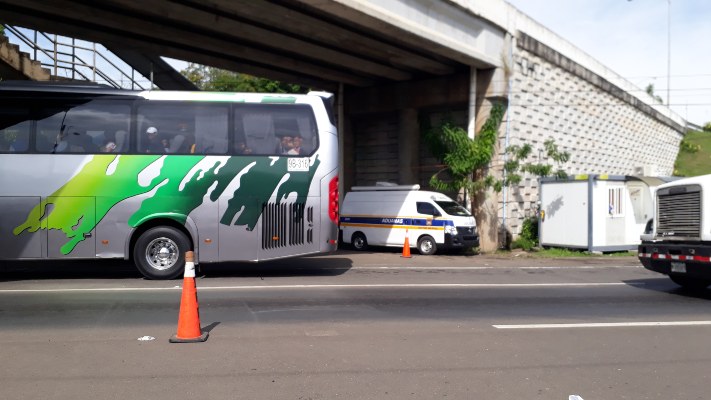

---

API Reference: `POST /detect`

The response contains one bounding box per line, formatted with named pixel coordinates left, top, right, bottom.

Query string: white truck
left=339, top=184, right=479, bottom=255
left=638, top=174, right=711, bottom=290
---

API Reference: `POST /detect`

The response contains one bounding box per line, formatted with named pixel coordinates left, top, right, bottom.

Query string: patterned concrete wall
left=496, top=33, right=684, bottom=236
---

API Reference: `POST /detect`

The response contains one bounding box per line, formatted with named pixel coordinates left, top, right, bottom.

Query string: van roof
left=351, top=184, right=420, bottom=191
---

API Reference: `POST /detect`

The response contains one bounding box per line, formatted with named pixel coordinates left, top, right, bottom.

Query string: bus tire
left=133, top=226, right=191, bottom=280
left=417, top=235, right=437, bottom=255
left=351, top=232, right=368, bottom=251
left=669, top=274, right=711, bottom=291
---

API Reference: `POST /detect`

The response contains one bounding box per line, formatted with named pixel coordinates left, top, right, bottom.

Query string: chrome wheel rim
left=145, top=237, right=179, bottom=271
left=353, top=236, right=365, bottom=249
left=420, top=239, right=433, bottom=253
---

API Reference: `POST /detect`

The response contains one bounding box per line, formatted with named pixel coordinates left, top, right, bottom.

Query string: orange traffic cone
left=170, top=251, right=209, bottom=343
left=401, top=229, right=412, bottom=258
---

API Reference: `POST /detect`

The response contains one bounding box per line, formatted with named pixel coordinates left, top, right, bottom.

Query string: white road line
left=493, top=321, right=711, bottom=329
left=0, top=282, right=638, bottom=293
left=347, top=265, right=642, bottom=270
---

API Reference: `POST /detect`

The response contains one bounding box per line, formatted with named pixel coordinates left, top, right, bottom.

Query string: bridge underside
left=0, top=0, right=500, bottom=91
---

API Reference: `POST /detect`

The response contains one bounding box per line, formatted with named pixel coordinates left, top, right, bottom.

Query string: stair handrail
left=3, top=25, right=147, bottom=90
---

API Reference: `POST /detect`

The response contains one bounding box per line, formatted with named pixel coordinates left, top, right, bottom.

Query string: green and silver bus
left=0, top=82, right=339, bottom=279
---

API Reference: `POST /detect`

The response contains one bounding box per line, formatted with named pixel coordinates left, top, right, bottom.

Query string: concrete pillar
left=338, top=84, right=356, bottom=195
left=470, top=68, right=507, bottom=252
left=398, top=108, right=419, bottom=184
left=337, top=83, right=346, bottom=200
left=467, top=68, right=477, bottom=140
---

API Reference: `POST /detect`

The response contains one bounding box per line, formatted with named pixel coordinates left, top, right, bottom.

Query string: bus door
left=47, top=196, right=97, bottom=258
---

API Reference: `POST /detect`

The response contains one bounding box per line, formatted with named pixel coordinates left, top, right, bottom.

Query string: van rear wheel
left=351, top=232, right=368, bottom=251
left=417, top=235, right=437, bottom=255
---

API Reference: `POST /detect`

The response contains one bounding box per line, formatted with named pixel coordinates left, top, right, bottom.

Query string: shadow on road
left=0, top=255, right=354, bottom=281
left=199, top=256, right=353, bottom=278
left=0, top=259, right=142, bottom=281
left=624, top=278, right=711, bottom=300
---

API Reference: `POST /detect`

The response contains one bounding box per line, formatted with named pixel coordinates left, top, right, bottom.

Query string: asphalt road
left=1, top=251, right=710, bottom=400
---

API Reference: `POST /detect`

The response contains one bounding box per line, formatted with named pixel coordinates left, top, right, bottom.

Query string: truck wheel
left=417, top=235, right=437, bottom=255
left=351, top=232, right=368, bottom=251
left=669, top=275, right=711, bottom=291
left=133, top=226, right=191, bottom=280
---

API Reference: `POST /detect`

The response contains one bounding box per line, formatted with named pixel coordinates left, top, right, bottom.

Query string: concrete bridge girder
left=0, top=0, right=503, bottom=89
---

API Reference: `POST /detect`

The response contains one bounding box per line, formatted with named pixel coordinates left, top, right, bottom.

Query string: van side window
left=416, top=202, right=439, bottom=216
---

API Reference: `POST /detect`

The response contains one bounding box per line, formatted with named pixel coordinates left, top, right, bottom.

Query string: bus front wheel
left=133, top=226, right=191, bottom=280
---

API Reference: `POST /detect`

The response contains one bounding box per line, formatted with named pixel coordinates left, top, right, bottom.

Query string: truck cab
left=638, top=174, right=711, bottom=290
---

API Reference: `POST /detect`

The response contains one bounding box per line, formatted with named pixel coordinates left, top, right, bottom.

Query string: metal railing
left=3, top=25, right=148, bottom=90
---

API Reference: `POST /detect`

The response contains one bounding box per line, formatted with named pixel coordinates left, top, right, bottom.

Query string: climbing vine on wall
left=422, top=103, right=504, bottom=198
left=422, top=102, right=569, bottom=202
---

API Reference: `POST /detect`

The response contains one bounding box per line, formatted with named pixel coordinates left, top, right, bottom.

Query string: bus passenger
left=276, top=135, right=293, bottom=155
left=287, top=133, right=305, bottom=155
left=101, top=141, right=117, bottom=152
left=143, top=126, right=164, bottom=153
left=234, top=140, right=253, bottom=155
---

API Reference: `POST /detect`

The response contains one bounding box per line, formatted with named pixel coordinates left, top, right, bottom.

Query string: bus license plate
left=671, top=262, right=686, bottom=273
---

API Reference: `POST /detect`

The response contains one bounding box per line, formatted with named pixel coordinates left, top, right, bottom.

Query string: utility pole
left=666, top=0, right=671, bottom=105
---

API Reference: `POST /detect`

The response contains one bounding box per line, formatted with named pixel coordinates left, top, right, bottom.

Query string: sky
left=506, top=0, right=711, bottom=126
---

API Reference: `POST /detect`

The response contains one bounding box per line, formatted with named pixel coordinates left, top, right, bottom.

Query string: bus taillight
left=328, top=176, right=339, bottom=223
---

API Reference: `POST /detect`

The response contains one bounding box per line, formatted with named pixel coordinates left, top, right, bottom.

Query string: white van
left=339, top=184, right=479, bottom=255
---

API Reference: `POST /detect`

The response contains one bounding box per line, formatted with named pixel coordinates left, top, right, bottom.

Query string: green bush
left=519, top=216, right=539, bottom=242
left=680, top=137, right=701, bottom=153
left=510, top=216, right=539, bottom=251
left=511, top=237, right=536, bottom=251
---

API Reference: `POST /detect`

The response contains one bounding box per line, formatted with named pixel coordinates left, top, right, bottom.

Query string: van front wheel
left=351, top=232, right=368, bottom=251
left=417, top=235, right=437, bottom=255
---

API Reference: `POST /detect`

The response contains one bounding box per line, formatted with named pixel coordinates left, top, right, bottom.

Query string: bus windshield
left=435, top=201, right=471, bottom=216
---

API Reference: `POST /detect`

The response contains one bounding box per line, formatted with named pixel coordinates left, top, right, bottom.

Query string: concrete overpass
left=0, top=0, right=503, bottom=89
left=0, top=0, right=687, bottom=250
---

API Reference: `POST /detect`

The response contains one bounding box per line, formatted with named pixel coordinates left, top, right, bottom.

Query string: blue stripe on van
left=339, top=216, right=453, bottom=227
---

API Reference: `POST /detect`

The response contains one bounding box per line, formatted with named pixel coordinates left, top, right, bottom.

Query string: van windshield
left=435, top=201, right=471, bottom=216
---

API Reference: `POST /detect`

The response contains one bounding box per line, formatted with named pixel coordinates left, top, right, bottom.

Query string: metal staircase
left=1, top=25, right=149, bottom=89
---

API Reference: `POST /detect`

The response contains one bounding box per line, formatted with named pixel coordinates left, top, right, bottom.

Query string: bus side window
left=114, top=130, right=128, bottom=152
left=0, top=121, right=30, bottom=152
left=242, top=113, right=275, bottom=155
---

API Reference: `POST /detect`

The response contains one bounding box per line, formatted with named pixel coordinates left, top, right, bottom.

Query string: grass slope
left=675, top=130, right=711, bottom=177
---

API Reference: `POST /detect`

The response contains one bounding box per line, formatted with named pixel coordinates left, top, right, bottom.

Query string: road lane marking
left=493, top=321, right=711, bottom=329
left=345, top=265, right=642, bottom=270
left=0, top=282, right=639, bottom=293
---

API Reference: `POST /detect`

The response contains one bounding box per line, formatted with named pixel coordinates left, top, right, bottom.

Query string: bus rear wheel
left=133, top=226, right=191, bottom=280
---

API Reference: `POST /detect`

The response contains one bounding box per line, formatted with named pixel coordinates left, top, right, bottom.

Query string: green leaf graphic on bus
left=13, top=154, right=320, bottom=254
